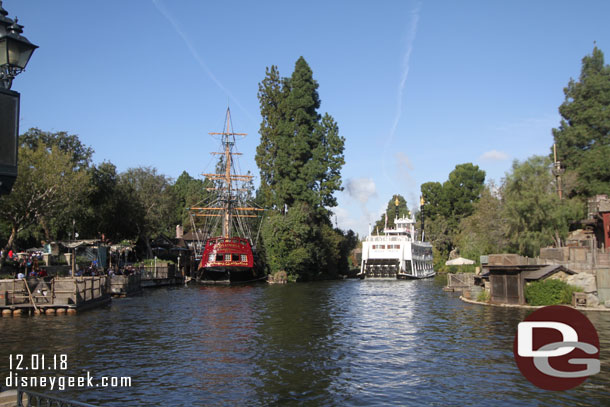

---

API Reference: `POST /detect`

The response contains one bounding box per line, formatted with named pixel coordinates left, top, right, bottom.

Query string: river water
left=1, top=278, right=609, bottom=406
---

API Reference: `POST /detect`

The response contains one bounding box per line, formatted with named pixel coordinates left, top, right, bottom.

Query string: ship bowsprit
left=361, top=259, right=400, bottom=278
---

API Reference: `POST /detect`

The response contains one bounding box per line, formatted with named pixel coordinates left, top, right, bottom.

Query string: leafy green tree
left=373, top=194, right=410, bottom=232
left=80, top=162, right=141, bottom=241
left=426, top=215, right=452, bottom=263
left=20, top=128, right=94, bottom=171
left=17, top=129, right=95, bottom=241
left=502, top=156, right=584, bottom=257
left=261, top=202, right=319, bottom=280
left=120, top=167, right=176, bottom=258
left=419, top=164, right=485, bottom=260
left=552, top=46, right=610, bottom=197
left=420, top=181, right=445, bottom=220
left=172, top=171, right=212, bottom=228
left=456, top=183, right=507, bottom=260
left=442, top=163, right=486, bottom=230
left=0, top=144, right=90, bottom=265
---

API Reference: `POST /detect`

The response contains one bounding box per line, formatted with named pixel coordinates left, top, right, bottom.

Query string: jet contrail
left=382, top=2, right=421, bottom=191
left=389, top=2, right=421, bottom=139
left=152, top=0, right=256, bottom=124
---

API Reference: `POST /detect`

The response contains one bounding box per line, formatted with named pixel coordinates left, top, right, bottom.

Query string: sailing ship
left=189, top=108, right=265, bottom=285
left=358, top=197, right=435, bottom=279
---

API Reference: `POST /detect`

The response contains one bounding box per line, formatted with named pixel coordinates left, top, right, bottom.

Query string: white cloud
left=480, top=150, right=509, bottom=161
left=345, top=178, right=377, bottom=204
left=395, top=151, right=415, bottom=186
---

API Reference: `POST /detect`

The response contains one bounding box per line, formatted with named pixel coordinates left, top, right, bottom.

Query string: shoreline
left=459, top=295, right=610, bottom=312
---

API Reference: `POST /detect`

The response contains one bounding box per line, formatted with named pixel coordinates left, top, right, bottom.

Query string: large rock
left=586, top=293, right=600, bottom=308
left=567, top=272, right=597, bottom=293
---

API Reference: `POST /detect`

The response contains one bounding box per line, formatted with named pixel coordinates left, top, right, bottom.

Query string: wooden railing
left=138, top=264, right=177, bottom=280
left=0, top=276, right=109, bottom=307
left=16, top=388, right=98, bottom=407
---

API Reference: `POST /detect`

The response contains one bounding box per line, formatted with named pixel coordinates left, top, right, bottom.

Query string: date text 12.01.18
left=9, top=354, right=68, bottom=371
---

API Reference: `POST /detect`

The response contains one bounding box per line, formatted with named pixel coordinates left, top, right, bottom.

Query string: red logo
left=513, top=305, right=600, bottom=391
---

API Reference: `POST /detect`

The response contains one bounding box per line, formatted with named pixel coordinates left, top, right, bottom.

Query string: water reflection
left=0, top=281, right=608, bottom=406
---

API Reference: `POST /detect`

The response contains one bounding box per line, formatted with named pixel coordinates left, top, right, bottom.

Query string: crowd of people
left=1, top=249, right=139, bottom=280
left=1, top=250, right=48, bottom=279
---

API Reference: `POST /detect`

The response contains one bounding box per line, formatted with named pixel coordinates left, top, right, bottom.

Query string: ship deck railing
left=365, top=236, right=412, bottom=242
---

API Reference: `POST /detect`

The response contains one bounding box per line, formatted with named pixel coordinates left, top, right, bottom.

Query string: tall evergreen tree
left=552, top=46, right=610, bottom=196
left=256, top=65, right=284, bottom=209
left=280, top=57, right=322, bottom=208
left=256, top=57, right=347, bottom=280
left=311, top=113, right=345, bottom=211
left=256, top=57, right=344, bottom=214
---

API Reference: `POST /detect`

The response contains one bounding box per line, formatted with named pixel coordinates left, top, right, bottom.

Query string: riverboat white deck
left=359, top=214, right=434, bottom=279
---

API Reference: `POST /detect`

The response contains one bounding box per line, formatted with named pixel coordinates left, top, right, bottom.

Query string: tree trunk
left=554, top=230, right=562, bottom=248
left=39, top=216, right=52, bottom=242
left=144, top=234, right=153, bottom=259
left=0, top=225, right=18, bottom=270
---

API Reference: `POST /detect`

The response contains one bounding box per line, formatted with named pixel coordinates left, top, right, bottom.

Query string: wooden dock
left=0, top=276, right=111, bottom=316
left=110, top=274, right=142, bottom=297
left=138, top=264, right=183, bottom=288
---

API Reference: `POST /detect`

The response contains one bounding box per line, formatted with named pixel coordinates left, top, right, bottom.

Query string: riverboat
left=359, top=199, right=434, bottom=280
left=189, top=108, right=266, bottom=285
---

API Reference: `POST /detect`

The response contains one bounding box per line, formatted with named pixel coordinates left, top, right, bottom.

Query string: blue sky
left=6, top=0, right=610, bottom=236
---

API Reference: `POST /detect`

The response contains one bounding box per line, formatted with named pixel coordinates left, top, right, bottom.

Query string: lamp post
left=0, top=0, right=37, bottom=195
left=420, top=196, right=425, bottom=242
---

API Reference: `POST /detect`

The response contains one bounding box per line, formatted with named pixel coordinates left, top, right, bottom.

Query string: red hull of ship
left=196, top=237, right=263, bottom=284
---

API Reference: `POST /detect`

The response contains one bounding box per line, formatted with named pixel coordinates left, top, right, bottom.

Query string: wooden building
left=488, top=264, right=575, bottom=305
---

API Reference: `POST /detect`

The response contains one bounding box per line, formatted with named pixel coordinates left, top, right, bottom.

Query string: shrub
left=477, top=290, right=490, bottom=302
left=524, top=279, right=583, bottom=306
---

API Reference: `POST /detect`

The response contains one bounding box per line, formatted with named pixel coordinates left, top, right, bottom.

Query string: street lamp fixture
left=0, top=1, right=38, bottom=90
left=0, top=0, right=37, bottom=195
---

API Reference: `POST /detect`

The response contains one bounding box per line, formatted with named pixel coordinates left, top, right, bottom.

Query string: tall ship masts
left=189, top=107, right=265, bottom=285
left=199, top=107, right=255, bottom=238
